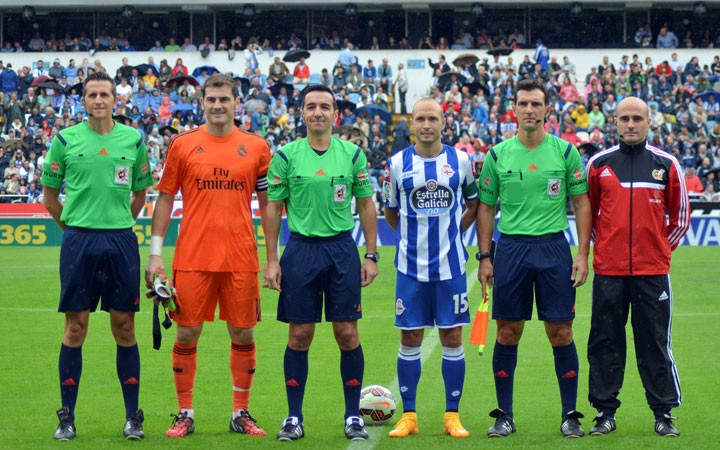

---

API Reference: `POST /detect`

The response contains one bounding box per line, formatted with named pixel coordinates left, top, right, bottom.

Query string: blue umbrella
left=135, top=64, right=159, bottom=76
left=694, top=90, right=718, bottom=103
left=192, top=65, right=219, bottom=77
left=170, top=104, right=196, bottom=112
left=355, top=104, right=392, bottom=123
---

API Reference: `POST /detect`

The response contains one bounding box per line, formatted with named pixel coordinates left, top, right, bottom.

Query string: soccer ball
left=359, top=385, right=396, bottom=425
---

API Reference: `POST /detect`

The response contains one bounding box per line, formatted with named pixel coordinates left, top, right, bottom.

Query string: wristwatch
left=364, top=252, right=380, bottom=263
left=476, top=251, right=491, bottom=261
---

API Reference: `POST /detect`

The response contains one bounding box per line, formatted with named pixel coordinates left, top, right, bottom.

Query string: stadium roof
left=0, top=0, right=717, bottom=9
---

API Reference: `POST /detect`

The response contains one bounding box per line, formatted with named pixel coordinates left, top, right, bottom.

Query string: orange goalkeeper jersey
left=158, top=125, right=271, bottom=272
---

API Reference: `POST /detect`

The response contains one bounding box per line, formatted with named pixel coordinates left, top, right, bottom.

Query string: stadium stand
left=2, top=2, right=720, bottom=208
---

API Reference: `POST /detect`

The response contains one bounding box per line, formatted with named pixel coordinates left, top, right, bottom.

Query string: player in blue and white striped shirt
left=384, top=99, right=479, bottom=439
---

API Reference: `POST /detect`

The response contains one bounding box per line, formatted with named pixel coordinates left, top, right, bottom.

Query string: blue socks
left=397, top=345, right=421, bottom=412
left=441, top=346, right=465, bottom=412
left=340, top=345, right=364, bottom=419
left=59, top=344, right=82, bottom=420
left=492, top=341, right=518, bottom=418
left=116, top=344, right=141, bottom=419
left=553, top=341, right=579, bottom=416
left=284, top=346, right=309, bottom=422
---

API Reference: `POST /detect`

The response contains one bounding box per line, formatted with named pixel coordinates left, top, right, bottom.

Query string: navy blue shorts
left=58, top=227, right=141, bottom=313
left=492, top=232, right=575, bottom=322
left=277, top=231, right=362, bottom=323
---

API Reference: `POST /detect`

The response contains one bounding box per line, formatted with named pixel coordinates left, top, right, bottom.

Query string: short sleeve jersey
left=267, top=137, right=373, bottom=237
left=385, top=145, right=478, bottom=281
left=42, top=121, right=152, bottom=229
left=157, top=125, right=271, bottom=272
left=479, top=134, right=587, bottom=235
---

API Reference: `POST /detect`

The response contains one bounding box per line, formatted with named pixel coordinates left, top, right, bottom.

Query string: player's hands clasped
left=263, top=260, right=282, bottom=291
left=145, top=255, right=166, bottom=290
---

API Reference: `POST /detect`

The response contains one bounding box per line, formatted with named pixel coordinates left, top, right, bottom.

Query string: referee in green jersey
left=476, top=79, right=592, bottom=438
left=263, top=85, right=378, bottom=442
left=42, top=71, right=153, bottom=441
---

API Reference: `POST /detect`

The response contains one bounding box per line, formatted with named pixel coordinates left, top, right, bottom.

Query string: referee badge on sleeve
left=115, top=165, right=131, bottom=185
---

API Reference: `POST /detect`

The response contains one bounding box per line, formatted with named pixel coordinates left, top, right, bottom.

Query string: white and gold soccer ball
left=359, top=385, right=396, bottom=425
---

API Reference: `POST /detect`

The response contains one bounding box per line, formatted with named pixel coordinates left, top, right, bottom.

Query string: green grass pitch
left=0, top=245, right=716, bottom=449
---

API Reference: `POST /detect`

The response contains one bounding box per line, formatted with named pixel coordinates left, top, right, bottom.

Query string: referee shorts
left=277, top=231, right=362, bottom=323
left=492, top=232, right=575, bottom=322
left=58, top=227, right=140, bottom=313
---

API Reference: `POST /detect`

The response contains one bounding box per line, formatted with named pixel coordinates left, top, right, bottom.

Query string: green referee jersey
left=268, top=137, right=374, bottom=237
left=479, top=134, right=587, bottom=236
left=42, top=121, right=153, bottom=229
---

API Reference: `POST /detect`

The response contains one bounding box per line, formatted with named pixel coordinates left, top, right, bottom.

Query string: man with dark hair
left=43, top=69, right=153, bottom=441
left=264, top=84, right=379, bottom=442
left=477, top=78, right=592, bottom=438
left=147, top=73, right=271, bottom=438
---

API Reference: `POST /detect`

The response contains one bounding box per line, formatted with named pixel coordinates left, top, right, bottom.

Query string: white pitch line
left=345, top=269, right=479, bottom=450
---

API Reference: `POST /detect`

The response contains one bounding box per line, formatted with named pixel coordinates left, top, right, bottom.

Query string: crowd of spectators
left=428, top=48, right=720, bottom=202
left=2, top=30, right=720, bottom=206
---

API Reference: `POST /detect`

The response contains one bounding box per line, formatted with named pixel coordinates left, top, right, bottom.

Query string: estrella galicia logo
left=409, top=179, right=454, bottom=216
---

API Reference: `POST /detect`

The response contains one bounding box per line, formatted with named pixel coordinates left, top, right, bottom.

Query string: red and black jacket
left=586, top=140, right=690, bottom=276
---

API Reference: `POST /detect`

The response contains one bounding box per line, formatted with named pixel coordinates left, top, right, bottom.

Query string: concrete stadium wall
left=5, top=48, right=720, bottom=112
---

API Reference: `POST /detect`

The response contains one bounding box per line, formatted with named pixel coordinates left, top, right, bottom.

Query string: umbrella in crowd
left=269, top=82, right=294, bottom=98
left=453, top=53, right=479, bottom=67
left=336, top=99, right=356, bottom=112
left=355, top=104, right=392, bottom=123
left=283, top=49, right=311, bottom=63
left=38, top=80, right=63, bottom=91
left=233, top=76, right=251, bottom=96
left=579, top=142, right=599, bottom=157
left=169, top=104, right=196, bottom=112
left=244, top=97, right=268, bottom=113
left=166, top=75, right=199, bottom=88
left=2, top=139, right=22, bottom=149
left=135, top=64, right=159, bottom=76
left=694, top=90, right=718, bottom=103
left=463, top=81, right=490, bottom=97
left=30, top=75, right=51, bottom=88
left=159, top=125, right=179, bottom=135
left=487, top=47, right=513, bottom=57
left=192, top=65, right=219, bottom=77
left=437, top=71, right=468, bottom=89
left=65, top=82, right=83, bottom=95
left=113, top=114, right=133, bottom=125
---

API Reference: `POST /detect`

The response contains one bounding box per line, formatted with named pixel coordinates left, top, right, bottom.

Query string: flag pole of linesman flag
left=469, top=239, right=495, bottom=355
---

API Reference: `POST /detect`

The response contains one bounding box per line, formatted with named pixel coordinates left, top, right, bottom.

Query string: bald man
left=585, top=96, right=689, bottom=437
left=384, top=98, right=478, bottom=438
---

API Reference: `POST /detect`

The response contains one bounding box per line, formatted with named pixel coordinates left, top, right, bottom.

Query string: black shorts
left=277, top=231, right=362, bottom=323
left=58, top=227, right=141, bottom=313
left=492, top=232, right=575, bottom=322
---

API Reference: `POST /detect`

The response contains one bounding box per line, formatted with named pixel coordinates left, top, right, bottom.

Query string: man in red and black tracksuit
left=585, top=97, right=690, bottom=437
